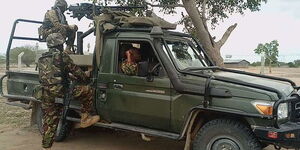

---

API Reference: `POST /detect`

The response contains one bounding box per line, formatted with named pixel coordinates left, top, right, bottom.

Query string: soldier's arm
left=46, top=10, right=69, bottom=29
left=62, top=53, right=88, bottom=82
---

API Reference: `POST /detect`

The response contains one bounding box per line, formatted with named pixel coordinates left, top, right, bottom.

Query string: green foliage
left=250, top=61, right=261, bottom=67
left=254, top=40, right=279, bottom=65
left=287, top=62, right=297, bottom=68
left=204, top=0, right=267, bottom=28
left=88, top=0, right=267, bottom=27
left=10, top=46, right=37, bottom=67
left=294, top=59, right=300, bottom=67
left=0, top=55, right=6, bottom=64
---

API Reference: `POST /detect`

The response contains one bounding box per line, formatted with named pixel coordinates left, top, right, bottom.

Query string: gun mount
left=67, top=3, right=146, bottom=20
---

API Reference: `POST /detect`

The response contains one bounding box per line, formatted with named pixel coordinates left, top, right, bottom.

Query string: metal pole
left=260, top=52, right=265, bottom=74
left=18, top=52, right=25, bottom=70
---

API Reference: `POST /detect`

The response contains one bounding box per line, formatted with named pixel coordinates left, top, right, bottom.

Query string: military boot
left=75, top=113, right=100, bottom=128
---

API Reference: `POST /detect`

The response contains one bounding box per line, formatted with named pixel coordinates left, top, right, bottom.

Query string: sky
left=1, top=0, right=300, bottom=62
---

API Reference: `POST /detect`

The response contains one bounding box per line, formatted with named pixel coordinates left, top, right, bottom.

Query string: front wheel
left=193, top=119, right=261, bottom=150
left=36, top=104, right=72, bottom=142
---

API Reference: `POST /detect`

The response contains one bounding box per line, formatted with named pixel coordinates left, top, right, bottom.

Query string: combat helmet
left=54, top=0, right=68, bottom=12
left=46, top=33, right=66, bottom=48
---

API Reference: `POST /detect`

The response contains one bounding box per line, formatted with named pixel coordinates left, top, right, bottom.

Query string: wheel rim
left=208, top=136, right=241, bottom=150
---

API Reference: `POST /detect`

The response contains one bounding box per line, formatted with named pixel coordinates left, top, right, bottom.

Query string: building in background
left=224, top=59, right=250, bottom=68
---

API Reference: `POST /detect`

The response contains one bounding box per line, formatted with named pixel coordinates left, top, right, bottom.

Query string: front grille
left=291, top=94, right=300, bottom=122
left=295, top=102, right=300, bottom=110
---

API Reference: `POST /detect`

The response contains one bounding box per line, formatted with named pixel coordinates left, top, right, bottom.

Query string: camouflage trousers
left=41, top=85, right=93, bottom=148
left=40, top=26, right=76, bottom=47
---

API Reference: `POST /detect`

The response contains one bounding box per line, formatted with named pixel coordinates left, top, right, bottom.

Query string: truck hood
left=212, top=71, right=294, bottom=99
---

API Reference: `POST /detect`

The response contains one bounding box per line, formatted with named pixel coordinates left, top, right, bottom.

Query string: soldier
left=39, top=0, right=77, bottom=52
left=121, top=44, right=141, bottom=75
left=37, top=33, right=100, bottom=150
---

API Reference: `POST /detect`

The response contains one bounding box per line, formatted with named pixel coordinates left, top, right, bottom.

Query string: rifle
left=67, top=3, right=146, bottom=20
left=61, top=82, right=75, bottom=126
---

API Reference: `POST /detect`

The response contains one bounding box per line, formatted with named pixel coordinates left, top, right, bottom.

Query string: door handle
left=113, top=84, right=123, bottom=89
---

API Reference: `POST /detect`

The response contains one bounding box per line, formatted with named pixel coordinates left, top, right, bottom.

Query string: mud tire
left=192, top=119, right=261, bottom=150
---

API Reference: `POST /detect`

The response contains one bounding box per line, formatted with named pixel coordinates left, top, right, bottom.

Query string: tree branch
left=145, top=2, right=184, bottom=8
left=201, top=0, right=207, bottom=19
left=201, top=0, right=208, bottom=30
left=216, top=23, right=237, bottom=48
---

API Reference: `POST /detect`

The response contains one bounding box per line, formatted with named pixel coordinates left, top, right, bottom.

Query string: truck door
left=98, top=39, right=171, bottom=131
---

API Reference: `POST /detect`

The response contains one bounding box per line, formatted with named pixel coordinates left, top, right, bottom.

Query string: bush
left=287, top=62, right=297, bottom=68
left=294, top=60, right=300, bottom=67
left=0, top=55, right=6, bottom=64
left=10, top=46, right=36, bottom=67
left=250, top=62, right=261, bottom=67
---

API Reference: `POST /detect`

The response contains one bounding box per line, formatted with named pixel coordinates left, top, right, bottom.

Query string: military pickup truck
left=2, top=17, right=300, bottom=150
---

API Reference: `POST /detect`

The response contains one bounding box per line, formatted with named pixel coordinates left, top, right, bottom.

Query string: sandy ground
left=0, top=67, right=299, bottom=150
left=0, top=123, right=184, bottom=150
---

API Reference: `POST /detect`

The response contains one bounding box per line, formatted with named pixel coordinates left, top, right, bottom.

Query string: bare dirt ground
left=0, top=67, right=299, bottom=150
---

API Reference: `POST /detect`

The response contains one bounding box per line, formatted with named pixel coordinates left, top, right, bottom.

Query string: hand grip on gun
left=69, top=24, right=78, bottom=31
left=85, top=67, right=93, bottom=78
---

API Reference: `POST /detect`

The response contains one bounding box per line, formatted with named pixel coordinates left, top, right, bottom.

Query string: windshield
left=163, top=40, right=207, bottom=70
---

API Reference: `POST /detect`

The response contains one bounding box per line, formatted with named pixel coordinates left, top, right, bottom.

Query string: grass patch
left=0, top=98, right=31, bottom=128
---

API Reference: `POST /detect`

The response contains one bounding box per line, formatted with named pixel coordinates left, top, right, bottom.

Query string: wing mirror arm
left=146, top=73, right=154, bottom=82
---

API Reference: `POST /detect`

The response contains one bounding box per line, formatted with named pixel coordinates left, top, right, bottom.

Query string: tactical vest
left=38, top=49, right=67, bottom=86
left=42, top=8, right=67, bottom=30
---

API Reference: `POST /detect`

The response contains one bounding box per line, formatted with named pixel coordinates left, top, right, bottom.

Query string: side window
left=117, top=40, right=166, bottom=77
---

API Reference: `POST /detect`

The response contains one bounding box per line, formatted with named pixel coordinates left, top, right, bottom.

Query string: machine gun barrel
left=67, top=3, right=146, bottom=20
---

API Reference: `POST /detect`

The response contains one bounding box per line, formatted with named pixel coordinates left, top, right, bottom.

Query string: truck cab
left=2, top=18, right=300, bottom=150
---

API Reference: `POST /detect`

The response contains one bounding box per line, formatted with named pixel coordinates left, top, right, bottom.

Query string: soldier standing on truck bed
left=39, top=0, right=77, bottom=52
left=36, top=33, right=100, bottom=150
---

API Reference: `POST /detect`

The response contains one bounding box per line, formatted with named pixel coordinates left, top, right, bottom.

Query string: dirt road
left=0, top=124, right=185, bottom=150
left=1, top=67, right=299, bottom=150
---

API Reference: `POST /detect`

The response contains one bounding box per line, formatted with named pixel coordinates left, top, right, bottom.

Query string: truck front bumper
left=254, top=122, right=300, bottom=148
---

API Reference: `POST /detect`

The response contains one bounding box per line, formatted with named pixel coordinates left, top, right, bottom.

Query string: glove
left=69, top=25, right=78, bottom=31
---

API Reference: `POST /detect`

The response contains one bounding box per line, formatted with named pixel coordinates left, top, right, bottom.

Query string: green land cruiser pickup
left=1, top=18, right=300, bottom=150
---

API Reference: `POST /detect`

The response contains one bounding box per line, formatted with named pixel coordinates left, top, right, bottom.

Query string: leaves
left=254, top=40, right=279, bottom=64
left=10, top=46, right=37, bottom=67
left=85, top=0, right=267, bottom=66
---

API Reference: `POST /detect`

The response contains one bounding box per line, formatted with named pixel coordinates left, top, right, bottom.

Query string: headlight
left=277, top=103, right=288, bottom=120
left=252, top=101, right=274, bottom=116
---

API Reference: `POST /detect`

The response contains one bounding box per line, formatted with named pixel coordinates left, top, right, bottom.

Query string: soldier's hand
left=85, top=71, right=91, bottom=78
left=69, top=25, right=78, bottom=31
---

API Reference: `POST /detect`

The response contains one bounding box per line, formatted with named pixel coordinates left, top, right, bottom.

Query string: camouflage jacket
left=38, top=48, right=87, bottom=86
left=42, top=7, right=68, bottom=30
left=121, top=61, right=138, bottom=76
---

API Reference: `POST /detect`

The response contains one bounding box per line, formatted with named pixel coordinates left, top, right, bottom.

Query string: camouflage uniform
left=37, top=33, right=95, bottom=148
left=121, top=48, right=141, bottom=75
left=121, top=62, right=138, bottom=75
left=39, top=0, right=76, bottom=48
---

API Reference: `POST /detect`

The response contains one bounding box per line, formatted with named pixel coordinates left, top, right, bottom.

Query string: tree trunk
left=182, top=0, right=237, bottom=67
left=206, top=47, right=224, bottom=66
left=269, top=60, right=272, bottom=74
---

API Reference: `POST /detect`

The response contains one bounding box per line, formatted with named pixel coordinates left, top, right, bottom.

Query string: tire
left=36, top=104, right=72, bottom=142
left=192, top=119, right=261, bottom=150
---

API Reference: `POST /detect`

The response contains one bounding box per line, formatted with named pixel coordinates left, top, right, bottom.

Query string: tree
left=254, top=40, right=279, bottom=73
left=287, top=62, right=297, bottom=68
left=0, top=55, right=6, bottom=64
left=90, top=0, right=267, bottom=66
left=10, top=46, right=37, bottom=67
left=294, top=59, right=300, bottom=67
